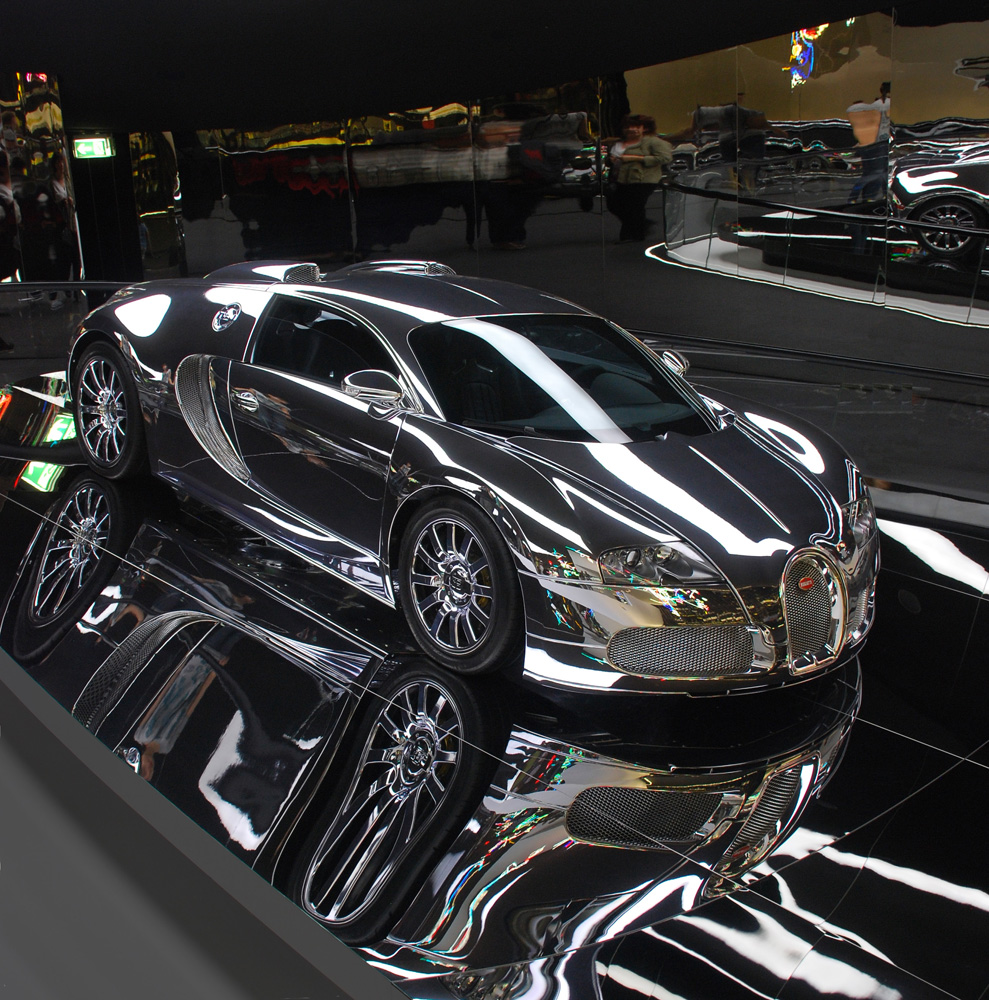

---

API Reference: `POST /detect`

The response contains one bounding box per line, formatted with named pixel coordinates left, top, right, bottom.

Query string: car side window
left=251, top=295, right=396, bottom=385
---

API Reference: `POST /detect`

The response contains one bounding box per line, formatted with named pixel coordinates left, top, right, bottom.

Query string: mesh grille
left=726, top=765, right=803, bottom=859
left=784, top=558, right=832, bottom=657
left=607, top=625, right=753, bottom=677
left=175, top=356, right=250, bottom=483
left=566, top=786, right=723, bottom=848
left=846, top=587, right=869, bottom=635
left=73, top=612, right=211, bottom=729
left=284, top=263, right=320, bottom=283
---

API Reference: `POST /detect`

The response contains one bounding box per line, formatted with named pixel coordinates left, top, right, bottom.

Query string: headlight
left=841, top=491, right=876, bottom=548
left=599, top=540, right=722, bottom=585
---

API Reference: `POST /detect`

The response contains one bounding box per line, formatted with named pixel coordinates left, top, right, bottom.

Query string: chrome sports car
left=66, top=259, right=878, bottom=688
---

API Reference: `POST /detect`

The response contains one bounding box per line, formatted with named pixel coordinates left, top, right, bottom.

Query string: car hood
left=508, top=422, right=839, bottom=578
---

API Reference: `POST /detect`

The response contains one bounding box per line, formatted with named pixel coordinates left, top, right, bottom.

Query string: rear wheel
left=913, top=198, right=987, bottom=257
left=399, top=498, right=522, bottom=674
left=73, top=343, right=147, bottom=478
left=7, top=474, right=140, bottom=664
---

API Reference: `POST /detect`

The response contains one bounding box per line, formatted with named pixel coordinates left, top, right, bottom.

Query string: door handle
left=232, top=389, right=259, bottom=413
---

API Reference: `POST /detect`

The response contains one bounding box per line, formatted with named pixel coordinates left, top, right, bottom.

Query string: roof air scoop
left=203, top=261, right=322, bottom=284
left=333, top=259, right=457, bottom=277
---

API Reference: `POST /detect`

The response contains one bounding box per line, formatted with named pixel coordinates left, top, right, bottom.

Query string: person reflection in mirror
left=47, top=152, right=79, bottom=309
left=847, top=84, right=890, bottom=206
left=0, top=153, right=22, bottom=282
left=606, top=115, right=672, bottom=242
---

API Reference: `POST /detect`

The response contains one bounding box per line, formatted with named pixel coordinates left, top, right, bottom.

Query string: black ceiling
left=8, top=0, right=976, bottom=132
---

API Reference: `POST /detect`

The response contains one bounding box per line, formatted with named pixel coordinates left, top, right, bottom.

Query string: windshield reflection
left=409, top=314, right=707, bottom=443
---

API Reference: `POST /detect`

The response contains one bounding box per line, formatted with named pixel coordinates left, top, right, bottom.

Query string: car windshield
left=408, top=315, right=709, bottom=443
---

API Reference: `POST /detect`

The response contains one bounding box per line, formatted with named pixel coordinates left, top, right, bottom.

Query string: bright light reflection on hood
left=743, top=413, right=825, bottom=474
left=445, top=318, right=632, bottom=444
left=878, top=519, right=989, bottom=594
left=114, top=293, right=171, bottom=337
left=585, top=443, right=790, bottom=558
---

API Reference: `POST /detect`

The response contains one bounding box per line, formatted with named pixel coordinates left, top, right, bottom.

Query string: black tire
left=7, top=474, right=140, bottom=665
left=288, top=667, right=506, bottom=944
left=73, top=342, right=147, bottom=478
left=398, top=497, right=522, bottom=675
left=912, top=198, right=987, bottom=258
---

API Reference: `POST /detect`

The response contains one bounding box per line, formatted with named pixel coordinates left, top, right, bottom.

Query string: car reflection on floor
left=0, top=464, right=859, bottom=979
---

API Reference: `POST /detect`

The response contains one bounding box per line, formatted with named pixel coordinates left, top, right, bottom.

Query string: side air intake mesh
left=607, top=625, right=753, bottom=677
left=566, top=786, right=723, bottom=849
left=174, top=355, right=250, bottom=483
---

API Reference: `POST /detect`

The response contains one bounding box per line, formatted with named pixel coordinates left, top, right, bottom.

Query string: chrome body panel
left=63, top=265, right=878, bottom=690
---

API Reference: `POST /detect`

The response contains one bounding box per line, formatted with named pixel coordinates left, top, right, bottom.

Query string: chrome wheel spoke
left=428, top=605, right=452, bottom=639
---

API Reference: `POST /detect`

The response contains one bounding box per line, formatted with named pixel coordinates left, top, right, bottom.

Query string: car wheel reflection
left=29, top=481, right=109, bottom=622
left=5, top=474, right=140, bottom=664
left=399, top=499, right=522, bottom=675
left=914, top=197, right=986, bottom=257
left=294, top=666, right=503, bottom=944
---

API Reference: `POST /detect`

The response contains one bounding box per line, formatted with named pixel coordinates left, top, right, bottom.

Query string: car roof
left=301, top=270, right=594, bottom=338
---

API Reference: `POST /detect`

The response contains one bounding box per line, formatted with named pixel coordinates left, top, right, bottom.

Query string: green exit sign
left=73, top=136, right=114, bottom=159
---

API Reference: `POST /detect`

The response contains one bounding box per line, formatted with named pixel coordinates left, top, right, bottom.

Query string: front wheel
left=73, top=343, right=147, bottom=478
left=398, top=498, right=522, bottom=674
left=289, top=667, right=507, bottom=943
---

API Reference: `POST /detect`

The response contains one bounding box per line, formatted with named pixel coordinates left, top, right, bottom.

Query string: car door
left=224, top=294, right=406, bottom=585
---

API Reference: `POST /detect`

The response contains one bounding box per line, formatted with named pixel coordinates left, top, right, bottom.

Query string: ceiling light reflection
left=877, top=519, right=989, bottom=594
left=113, top=293, right=171, bottom=337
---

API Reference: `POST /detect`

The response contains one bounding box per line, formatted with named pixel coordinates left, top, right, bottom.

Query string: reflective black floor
left=1, top=350, right=987, bottom=1000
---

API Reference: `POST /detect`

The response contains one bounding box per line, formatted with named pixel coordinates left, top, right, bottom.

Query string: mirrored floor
left=1, top=356, right=987, bottom=1000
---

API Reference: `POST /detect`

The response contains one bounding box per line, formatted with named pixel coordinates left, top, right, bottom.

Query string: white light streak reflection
left=113, top=293, right=171, bottom=337
left=585, top=443, right=791, bottom=557
left=877, top=519, right=989, bottom=594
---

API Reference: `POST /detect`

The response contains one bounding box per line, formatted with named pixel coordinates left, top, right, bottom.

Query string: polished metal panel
left=60, top=264, right=879, bottom=688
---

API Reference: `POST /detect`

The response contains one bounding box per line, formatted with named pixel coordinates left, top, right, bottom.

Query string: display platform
left=1, top=363, right=987, bottom=1000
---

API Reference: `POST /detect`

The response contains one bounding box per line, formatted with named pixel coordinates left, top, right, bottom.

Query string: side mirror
left=659, top=349, right=689, bottom=377
left=342, top=369, right=405, bottom=403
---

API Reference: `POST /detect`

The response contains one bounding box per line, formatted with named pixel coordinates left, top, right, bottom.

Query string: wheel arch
left=906, top=191, right=989, bottom=224
left=67, top=327, right=140, bottom=402
left=386, top=482, right=532, bottom=585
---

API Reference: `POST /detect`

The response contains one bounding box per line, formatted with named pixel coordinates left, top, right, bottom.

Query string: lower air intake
left=607, top=625, right=753, bottom=677
left=566, top=786, right=723, bottom=849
